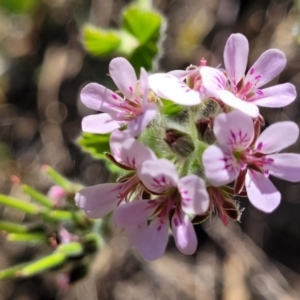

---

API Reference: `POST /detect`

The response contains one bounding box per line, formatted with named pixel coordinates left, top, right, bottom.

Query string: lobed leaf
left=82, top=25, right=121, bottom=57
left=77, top=133, right=122, bottom=174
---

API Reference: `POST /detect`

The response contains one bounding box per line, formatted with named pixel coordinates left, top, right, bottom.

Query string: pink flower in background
left=47, top=185, right=67, bottom=208
left=58, top=226, right=79, bottom=244
left=200, top=33, right=296, bottom=117
left=114, top=159, right=209, bottom=260
left=202, top=110, right=300, bottom=212
left=75, top=130, right=156, bottom=218
left=81, top=57, right=157, bottom=136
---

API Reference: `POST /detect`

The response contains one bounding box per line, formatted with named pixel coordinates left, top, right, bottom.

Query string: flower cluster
left=76, top=33, right=300, bottom=260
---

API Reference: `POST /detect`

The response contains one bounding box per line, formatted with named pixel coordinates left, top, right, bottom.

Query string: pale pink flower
left=200, top=33, right=296, bottom=118
left=114, top=159, right=209, bottom=260
left=47, top=185, right=67, bottom=208
left=148, top=73, right=202, bottom=106
left=58, top=226, right=79, bottom=244
left=75, top=130, right=156, bottom=218
left=202, top=110, right=300, bottom=212
left=81, top=57, right=157, bottom=136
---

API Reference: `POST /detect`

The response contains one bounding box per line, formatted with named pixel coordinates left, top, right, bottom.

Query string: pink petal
left=148, top=73, right=202, bottom=106
left=171, top=209, right=197, bottom=255
left=138, top=159, right=179, bottom=194
left=168, top=69, right=197, bottom=80
left=245, top=170, right=281, bottom=213
left=245, top=49, right=286, bottom=88
left=255, top=121, right=299, bottom=154
left=266, top=153, right=300, bottom=182
left=177, top=175, right=209, bottom=215
left=120, top=138, right=156, bottom=169
left=139, top=67, right=149, bottom=100
left=81, top=83, right=123, bottom=115
left=109, top=129, right=133, bottom=160
left=218, top=90, right=259, bottom=118
left=249, top=83, right=296, bottom=108
left=213, top=110, right=254, bottom=149
left=75, top=183, right=122, bottom=218
left=109, top=57, right=137, bottom=99
left=202, top=145, right=240, bottom=186
left=113, top=200, right=159, bottom=227
left=47, top=186, right=66, bottom=208
left=139, top=216, right=169, bottom=260
left=224, top=33, right=249, bottom=86
left=82, top=113, right=122, bottom=134
left=200, top=66, right=227, bottom=97
left=128, top=102, right=158, bottom=136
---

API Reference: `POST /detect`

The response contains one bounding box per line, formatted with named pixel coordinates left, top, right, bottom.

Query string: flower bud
left=47, top=186, right=67, bottom=208
left=195, top=120, right=215, bottom=144
left=164, top=128, right=195, bottom=157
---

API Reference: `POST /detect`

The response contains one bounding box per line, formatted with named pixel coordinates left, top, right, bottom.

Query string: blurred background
left=1, top=0, right=300, bottom=299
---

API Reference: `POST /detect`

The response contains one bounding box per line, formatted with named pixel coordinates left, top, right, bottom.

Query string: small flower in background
left=58, top=226, right=79, bottom=244
left=56, top=273, right=70, bottom=291
left=200, top=33, right=296, bottom=117
left=81, top=57, right=157, bottom=136
left=47, top=185, right=67, bottom=208
left=202, top=110, right=300, bottom=212
left=114, top=158, right=209, bottom=260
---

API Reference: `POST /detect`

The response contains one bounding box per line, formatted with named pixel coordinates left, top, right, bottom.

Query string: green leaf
left=118, top=30, right=140, bottom=56
left=19, top=253, right=67, bottom=277
left=161, top=99, right=183, bottom=116
left=82, top=25, right=121, bottom=57
left=77, top=132, right=110, bottom=159
left=43, top=166, right=74, bottom=192
left=122, top=6, right=161, bottom=44
left=21, top=185, right=52, bottom=208
left=0, top=194, right=40, bottom=215
left=6, top=233, right=47, bottom=243
left=0, top=221, right=28, bottom=234
left=122, top=5, right=163, bottom=71
left=134, top=0, right=152, bottom=10
left=77, top=132, right=122, bottom=174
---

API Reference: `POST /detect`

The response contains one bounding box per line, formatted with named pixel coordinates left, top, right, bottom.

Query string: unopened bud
left=200, top=57, right=207, bottom=66
left=195, top=120, right=215, bottom=144
left=47, top=186, right=67, bottom=208
left=198, top=98, right=222, bottom=119
left=164, top=128, right=195, bottom=157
